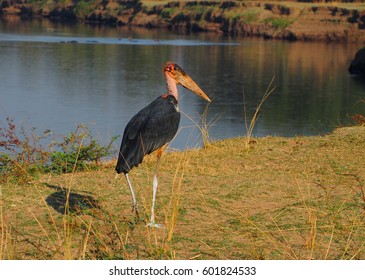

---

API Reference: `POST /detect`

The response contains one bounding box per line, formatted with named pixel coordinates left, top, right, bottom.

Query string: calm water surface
left=0, top=18, right=364, bottom=150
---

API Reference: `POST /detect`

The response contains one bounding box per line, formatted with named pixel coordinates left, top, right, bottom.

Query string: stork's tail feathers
left=115, top=142, right=145, bottom=174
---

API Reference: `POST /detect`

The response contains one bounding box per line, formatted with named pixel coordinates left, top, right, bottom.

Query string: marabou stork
left=116, top=62, right=211, bottom=227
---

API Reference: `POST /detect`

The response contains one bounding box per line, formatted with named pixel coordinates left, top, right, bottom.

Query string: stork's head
left=164, top=62, right=211, bottom=102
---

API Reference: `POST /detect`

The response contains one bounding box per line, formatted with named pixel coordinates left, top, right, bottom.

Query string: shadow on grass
left=44, top=184, right=101, bottom=215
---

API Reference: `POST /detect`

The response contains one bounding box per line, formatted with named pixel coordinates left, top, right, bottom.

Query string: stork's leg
left=147, top=147, right=165, bottom=228
left=125, top=173, right=139, bottom=217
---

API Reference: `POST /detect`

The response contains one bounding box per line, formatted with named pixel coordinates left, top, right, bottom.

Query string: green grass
left=242, top=8, right=261, bottom=23
left=264, top=17, right=294, bottom=29
left=223, top=7, right=262, bottom=24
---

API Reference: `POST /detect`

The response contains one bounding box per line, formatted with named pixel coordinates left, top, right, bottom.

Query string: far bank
left=1, top=0, right=365, bottom=42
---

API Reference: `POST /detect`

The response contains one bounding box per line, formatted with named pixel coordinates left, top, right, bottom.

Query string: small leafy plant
left=0, top=117, right=50, bottom=182
left=0, top=117, right=118, bottom=182
left=47, top=125, right=118, bottom=174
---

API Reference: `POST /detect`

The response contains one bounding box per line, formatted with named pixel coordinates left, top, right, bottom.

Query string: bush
left=47, top=125, right=118, bottom=174
left=0, top=117, right=118, bottom=182
left=0, top=117, right=50, bottom=183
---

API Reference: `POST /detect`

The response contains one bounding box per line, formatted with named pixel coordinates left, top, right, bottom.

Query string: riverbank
left=1, top=0, right=365, bottom=42
left=1, top=126, right=365, bottom=259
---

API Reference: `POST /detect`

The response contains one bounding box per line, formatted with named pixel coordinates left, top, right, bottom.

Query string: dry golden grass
left=1, top=126, right=365, bottom=259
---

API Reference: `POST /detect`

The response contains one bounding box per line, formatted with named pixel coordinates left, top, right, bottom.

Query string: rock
left=349, top=47, right=365, bottom=76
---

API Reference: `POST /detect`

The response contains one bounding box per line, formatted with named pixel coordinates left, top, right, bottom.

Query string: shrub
left=0, top=117, right=118, bottom=182
left=0, top=117, right=50, bottom=183
left=47, top=125, right=118, bottom=174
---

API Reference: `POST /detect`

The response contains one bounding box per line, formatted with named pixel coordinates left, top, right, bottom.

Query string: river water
left=0, top=18, right=364, bottom=150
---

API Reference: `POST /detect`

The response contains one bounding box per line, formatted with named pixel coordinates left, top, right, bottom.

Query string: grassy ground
left=1, top=125, right=365, bottom=260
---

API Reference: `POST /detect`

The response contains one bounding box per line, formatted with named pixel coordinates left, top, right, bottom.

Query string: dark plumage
left=116, top=95, right=180, bottom=174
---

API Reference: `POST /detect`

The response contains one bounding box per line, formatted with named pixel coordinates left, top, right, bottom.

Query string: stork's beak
left=167, top=63, right=211, bottom=102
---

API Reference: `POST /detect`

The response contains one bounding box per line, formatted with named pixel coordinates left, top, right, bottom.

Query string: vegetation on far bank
left=1, top=0, right=365, bottom=41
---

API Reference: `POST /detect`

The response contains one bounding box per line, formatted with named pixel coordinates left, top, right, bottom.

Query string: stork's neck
left=165, top=72, right=179, bottom=101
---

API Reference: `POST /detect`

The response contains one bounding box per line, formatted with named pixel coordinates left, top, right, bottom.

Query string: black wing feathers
left=116, top=96, right=180, bottom=174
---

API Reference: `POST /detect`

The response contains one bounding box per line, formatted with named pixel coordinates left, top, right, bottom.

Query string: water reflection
left=0, top=18, right=364, bottom=150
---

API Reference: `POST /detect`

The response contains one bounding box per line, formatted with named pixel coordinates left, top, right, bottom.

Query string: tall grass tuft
left=0, top=184, right=11, bottom=259
left=200, top=105, right=211, bottom=148
left=182, top=103, right=221, bottom=149
left=243, top=76, right=276, bottom=151
left=166, top=153, right=189, bottom=243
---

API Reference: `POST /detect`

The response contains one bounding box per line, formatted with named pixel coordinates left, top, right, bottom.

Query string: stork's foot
left=146, top=222, right=165, bottom=228
left=131, top=203, right=140, bottom=219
